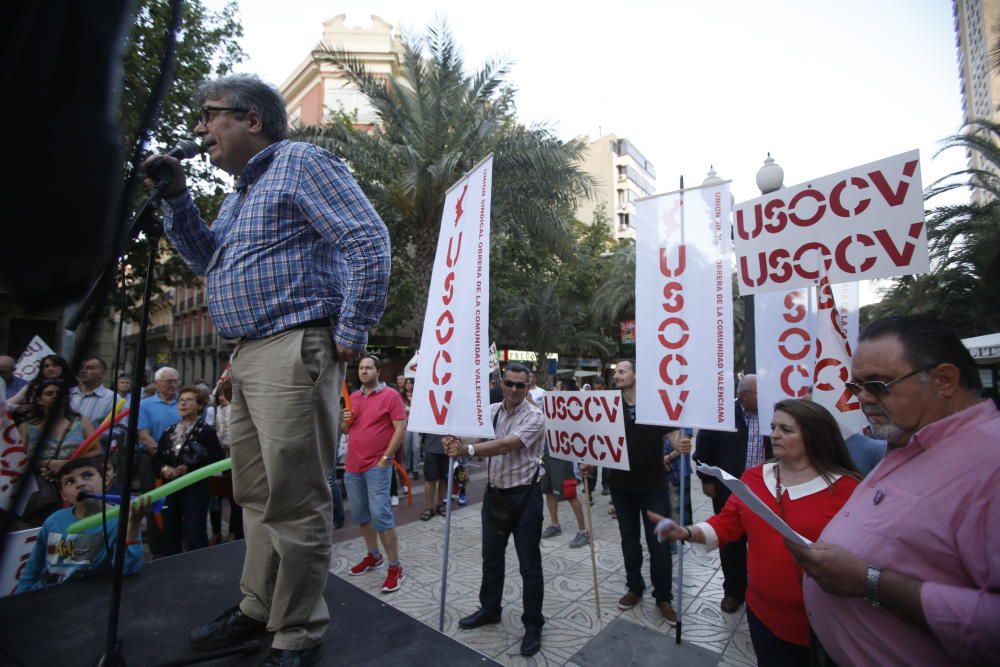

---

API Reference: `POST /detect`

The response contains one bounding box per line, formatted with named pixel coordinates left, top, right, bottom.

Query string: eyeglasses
left=845, top=366, right=933, bottom=397
left=503, top=380, right=527, bottom=389
left=197, top=105, right=248, bottom=125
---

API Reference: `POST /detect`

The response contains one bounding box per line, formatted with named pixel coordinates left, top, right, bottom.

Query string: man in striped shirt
left=443, top=362, right=546, bottom=657
left=142, top=74, right=390, bottom=667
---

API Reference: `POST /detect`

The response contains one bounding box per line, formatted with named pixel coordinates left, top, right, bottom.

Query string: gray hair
left=154, top=366, right=179, bottom=381
left=195, top=74, right=288, bottom=141
left=737, top=374, right=757, bottom=394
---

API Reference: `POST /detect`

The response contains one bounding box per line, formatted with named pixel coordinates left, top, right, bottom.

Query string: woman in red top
left=652, top=399, right=860, bottom=667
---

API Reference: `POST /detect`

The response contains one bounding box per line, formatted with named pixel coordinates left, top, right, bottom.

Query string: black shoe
left=260, top=646, right=324, bottom=667
left=189, top=605, right=268, bottom=651
left=333, top=521, right=345, bottom=530
left=520, top=627, right=542, bottom=657
left=458, top=608, right=502, bottom=629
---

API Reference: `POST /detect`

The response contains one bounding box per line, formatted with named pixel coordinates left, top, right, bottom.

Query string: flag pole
left=439, top=456, right=457, bottom=631
left=676, top=451, right=688, bottom=644
left=583, top=475, right=601, bottom=616
left=676, top=174, right=686, bottom=645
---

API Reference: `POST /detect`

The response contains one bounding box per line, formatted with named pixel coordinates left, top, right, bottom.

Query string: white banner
left=755, top=287, right=816, bottom=436
left=541, top=391, right=629, bottom=471
left=832, top=281, right=860, bottom=352
left=488, top=341, right=499, bottom=375
left=635, top=182, right=735, bottom=430
left=409, top=155, right=495, bottom=438
left=0, top=409, right=28, bottom=514
left=403, top=350, right=419, bottom=379
left=734, top=150, right=928, bottom=295
left=755, top=281, right=861, bottom=435
left=0, top=528, right=40, bottom=597
left=14, top=336, right=55, bottom=382
left=813, top=277, right=869, bottom=438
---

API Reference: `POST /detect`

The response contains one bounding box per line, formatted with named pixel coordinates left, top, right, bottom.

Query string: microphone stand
left=94, top=181, right=171, bottom=667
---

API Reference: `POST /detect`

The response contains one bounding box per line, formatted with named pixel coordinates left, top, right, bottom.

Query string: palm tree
left=591, top=242, right=635, bottom=325
left=499, top=284, right=610, bottom=388
left=868, top=120, right=1000, bottom=336
left=292, top=22, right=593, bottom=334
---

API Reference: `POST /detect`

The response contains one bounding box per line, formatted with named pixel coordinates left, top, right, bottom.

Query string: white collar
left=762, top=462, right=840, bottom=500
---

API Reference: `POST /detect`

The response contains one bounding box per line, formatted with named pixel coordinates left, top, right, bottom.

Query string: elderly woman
left=154, top=385, right=223, bottom=555
left=18, top=378, right=95, bottom=524
left=652, top=399, right=860, bottom=667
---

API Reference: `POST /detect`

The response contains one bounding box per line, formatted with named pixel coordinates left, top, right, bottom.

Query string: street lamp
left=744, top=153, right=785, bottom=373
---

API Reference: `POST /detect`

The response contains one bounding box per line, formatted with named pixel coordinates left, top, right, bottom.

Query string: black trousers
left=746, top=606, right=809, bottom=667
left=713, top=489, right=747, bottom=601
left=610, top=486, right=673, bottom=601
left=479, top=484, right=544, bottom=630
left=163, top=480, right=211, bottom=555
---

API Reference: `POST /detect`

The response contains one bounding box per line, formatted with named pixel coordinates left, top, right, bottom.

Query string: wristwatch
left=466, top=444, right=476, bottom=457
left=864, top=565, right=882, bottom=607
left=381, top=455, right=390, bottom=463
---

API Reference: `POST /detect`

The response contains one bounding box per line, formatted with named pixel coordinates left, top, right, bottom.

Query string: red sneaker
left=349, top=552, right=384, bottom=576
left=381, top=564, right=405, bottom=593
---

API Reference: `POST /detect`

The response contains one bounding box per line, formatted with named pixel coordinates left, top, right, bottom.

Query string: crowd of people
left=1, top=66, right=995, bottom=667
left=5, top=314, right=998, bottom=667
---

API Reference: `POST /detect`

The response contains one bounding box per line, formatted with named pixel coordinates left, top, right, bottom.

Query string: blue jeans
left=479, top=483, right=545, bottom=630
left=610, top=486, right=673, bottom=602
left=344, top=465, right=394, bottom=532
left=328, top=469, right=345, bottom=526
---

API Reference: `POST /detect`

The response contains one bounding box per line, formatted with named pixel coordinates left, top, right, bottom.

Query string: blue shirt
left=4, top=375, right=27, bottom=400
left=138, top=394, right=180, bottom=442
left=16, top=507, right=143, bottom=592
left=845, top=432, right=887, bottom=477
left=163, top=140, right=391, bottom=348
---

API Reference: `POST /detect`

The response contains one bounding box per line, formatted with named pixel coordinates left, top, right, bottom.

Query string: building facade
left=576, top=134, right=657, bottom=240
left=281, top=14, right=403, bottom=128
left=953, top=0, right=1000, bottom=202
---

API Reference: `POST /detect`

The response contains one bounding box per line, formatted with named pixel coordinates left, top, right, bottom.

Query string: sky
left=204, top=0, right=970, bottom=302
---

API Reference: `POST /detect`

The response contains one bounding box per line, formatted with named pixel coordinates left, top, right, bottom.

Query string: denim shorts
left=344, top=464, right=395, bottom=532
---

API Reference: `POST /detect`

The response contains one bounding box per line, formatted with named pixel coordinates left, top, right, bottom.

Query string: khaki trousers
left=230, top=327, right=343, bottom=650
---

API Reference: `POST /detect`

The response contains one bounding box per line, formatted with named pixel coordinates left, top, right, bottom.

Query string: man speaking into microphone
left=141, top=74, right=390, bottom=667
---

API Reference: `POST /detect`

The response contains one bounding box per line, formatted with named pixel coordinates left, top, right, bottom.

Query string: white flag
left=813, top=276, right=868, bottom=438
left=488, top=341, right=499, bottom=375
left=755, top=287, right=815, bottom=436
left=403, top=350, right=419, bottom=379
left=635, top=182, right=735, bottom=430
left=14, top=335, right=55, bottom=382
left=409, top=156, right=495, bottom=438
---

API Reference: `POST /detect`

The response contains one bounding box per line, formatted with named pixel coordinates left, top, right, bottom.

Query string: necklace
left=775, top=464, right=785, bottom=518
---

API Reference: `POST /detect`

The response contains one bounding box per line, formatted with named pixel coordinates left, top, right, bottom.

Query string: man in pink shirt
left=341, top=355, right=407, bottom=594
left=788, top=316, right=1000, bottom=666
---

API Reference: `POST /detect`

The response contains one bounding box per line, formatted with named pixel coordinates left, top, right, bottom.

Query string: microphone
left=143, top=139, right=200, bottom=182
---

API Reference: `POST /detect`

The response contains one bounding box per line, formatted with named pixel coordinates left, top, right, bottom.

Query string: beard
left=862, top=405, right=905, bottom=443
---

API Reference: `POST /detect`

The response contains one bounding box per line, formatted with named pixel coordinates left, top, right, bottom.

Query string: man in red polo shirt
left=341, top=355, right=407, bottom=593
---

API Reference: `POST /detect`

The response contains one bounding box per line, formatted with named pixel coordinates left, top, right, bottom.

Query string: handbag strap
left=49, top=416, right=76, bottom=461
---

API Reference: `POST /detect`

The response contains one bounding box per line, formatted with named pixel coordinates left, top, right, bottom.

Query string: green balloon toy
left=67, top=458, right=232, bottom=534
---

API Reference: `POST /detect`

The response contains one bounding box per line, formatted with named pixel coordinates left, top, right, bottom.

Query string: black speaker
left=0, top=1, right=132, bottom=310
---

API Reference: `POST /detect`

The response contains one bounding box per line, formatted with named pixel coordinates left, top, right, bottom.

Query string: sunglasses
left=503, top=380, right=527, bottom=389
left=845, top=366, right=932, bottom=397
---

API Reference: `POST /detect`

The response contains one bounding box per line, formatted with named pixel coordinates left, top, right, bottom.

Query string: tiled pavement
left=330, top=465, right=755, bottom=667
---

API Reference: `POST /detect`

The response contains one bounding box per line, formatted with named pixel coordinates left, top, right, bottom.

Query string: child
left=16, top=457, right=149, bottom=592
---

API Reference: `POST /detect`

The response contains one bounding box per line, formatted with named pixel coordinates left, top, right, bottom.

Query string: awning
left=963, top=332, right=1000, bottom=363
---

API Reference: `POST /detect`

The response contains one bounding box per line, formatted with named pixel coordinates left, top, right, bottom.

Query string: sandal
left=420, top=508, right=435, bottom=521
left=436, top=502, right=447, bottom=516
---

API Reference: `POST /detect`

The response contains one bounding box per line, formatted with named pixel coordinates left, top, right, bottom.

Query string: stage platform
left=0, top=540, right=498, bottom=666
